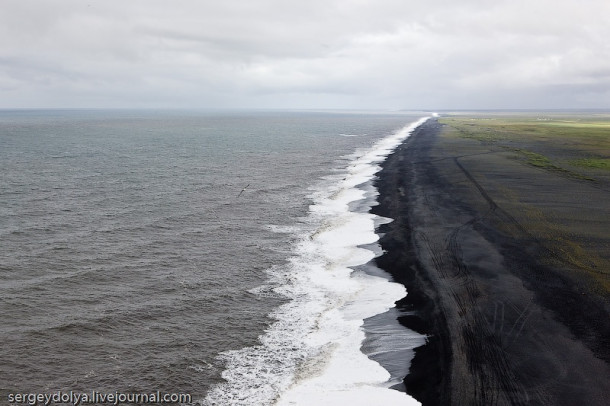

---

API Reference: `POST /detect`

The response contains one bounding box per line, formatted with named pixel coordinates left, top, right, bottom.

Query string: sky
left=1, top=0, right=609, bottom=110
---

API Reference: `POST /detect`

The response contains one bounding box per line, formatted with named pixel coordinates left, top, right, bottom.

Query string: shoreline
left=372, top=118, right=609, bottom=405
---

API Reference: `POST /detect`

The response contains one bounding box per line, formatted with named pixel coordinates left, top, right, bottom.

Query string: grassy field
left=436, top=113, right=610, bottom=293
left=439, top=113, right=610, bottom=182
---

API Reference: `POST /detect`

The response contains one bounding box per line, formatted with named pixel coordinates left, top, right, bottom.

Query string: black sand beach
left=373, top=118, right=610, bottom=405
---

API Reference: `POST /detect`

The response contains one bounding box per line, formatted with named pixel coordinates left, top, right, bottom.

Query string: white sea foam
left=204, top=117, right=430, bottom=406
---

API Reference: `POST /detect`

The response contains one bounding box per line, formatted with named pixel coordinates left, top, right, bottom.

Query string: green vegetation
left=439, top=114, right=610, bottom=181
left=518, top=208, right=610, bottom=292
left=512, top=148, right=551, bottom=167
left=570, top=158, right=610, bottom=170
left=439, top=115, right=610, bottom=153
left=507, top=148, right=594, bottom=180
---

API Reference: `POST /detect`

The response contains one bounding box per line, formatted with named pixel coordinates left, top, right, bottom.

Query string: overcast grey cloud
left=1, top=0, right=609, bottom=109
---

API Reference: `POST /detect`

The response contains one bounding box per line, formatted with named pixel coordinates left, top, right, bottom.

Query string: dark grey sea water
left=0, top=110, right=424, bottom=404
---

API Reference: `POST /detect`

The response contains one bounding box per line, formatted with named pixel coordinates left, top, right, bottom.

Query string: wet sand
left=372, top=118, right=610, bottom=405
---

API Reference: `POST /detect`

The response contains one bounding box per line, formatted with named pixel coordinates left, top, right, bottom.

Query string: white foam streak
left=204, top=116, right=430, bottom=406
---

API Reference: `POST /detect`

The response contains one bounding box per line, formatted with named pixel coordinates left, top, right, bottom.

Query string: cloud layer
left=2, top=0, right=609, bottom=109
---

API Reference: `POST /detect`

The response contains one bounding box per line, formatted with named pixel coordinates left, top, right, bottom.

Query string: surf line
left=274, top=116, right=432, bottom=405
left=204, top=116, right=433, bottom=406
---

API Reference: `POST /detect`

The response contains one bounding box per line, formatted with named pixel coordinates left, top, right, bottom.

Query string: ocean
left=0, top=110, right=427, bottom=405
